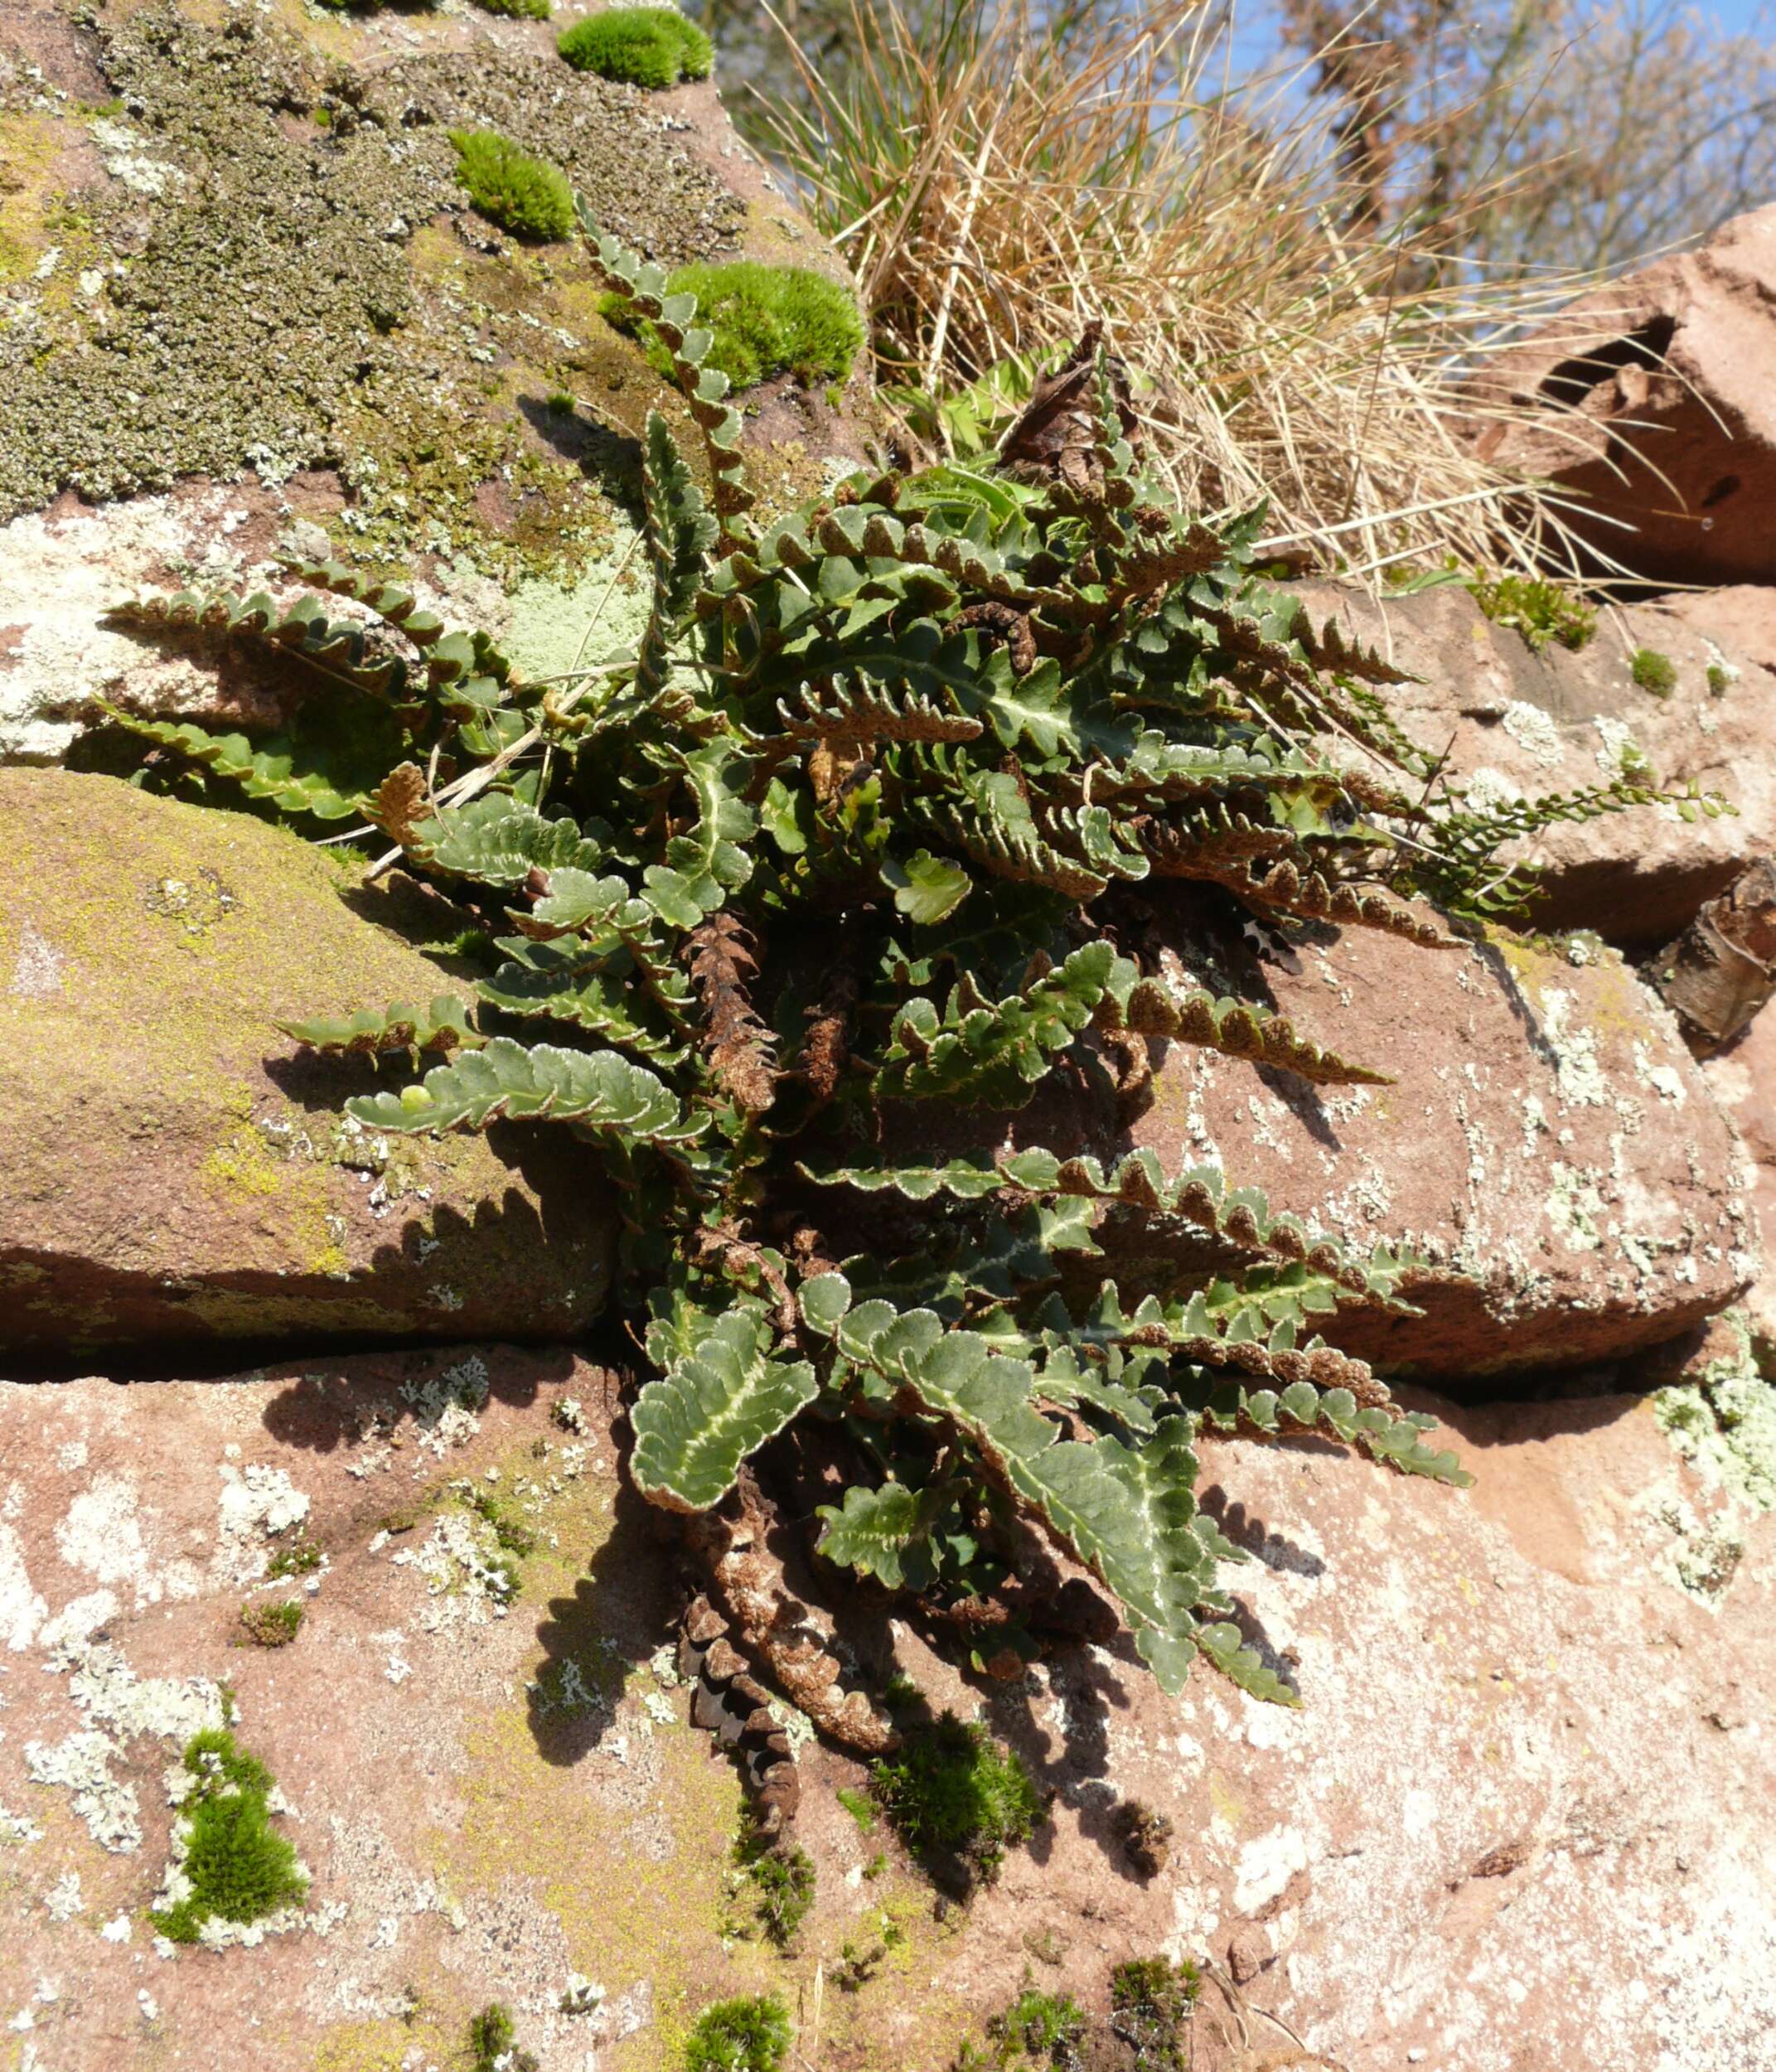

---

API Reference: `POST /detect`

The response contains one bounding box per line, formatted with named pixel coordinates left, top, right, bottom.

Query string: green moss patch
left=836, top=1784, right=876, bottom=1832
left=985, top=1987, right=1087, bottom=2069
left=1467, top=571, right=1598, bottom=653
left=240, top=1598, right=305, bottom=1647
left=476, top=0, right=553, bottom=17
left=451, top=128, right=576, bottom=242
left=151, top=1728, right=308, bottom=1944
left=266, top=1536, right=324, bottom=1579
left=733, top=1811, right=815, bottom=1947
left=1108, top=1957, right=1199, bottom=2068
left=958, top=1961, right=1199, bottom=2069
left=469, top=2004, right=540, bottom=2071
left=559, top=7, right=714, bottom=88
left=682, top=1994, right=791, bottom=2072
left=605, top=259, right=863, bottom=391
left=871, top=1711, right=1043, bottom=1886
left=1629, top=645, right=1677, bottom=696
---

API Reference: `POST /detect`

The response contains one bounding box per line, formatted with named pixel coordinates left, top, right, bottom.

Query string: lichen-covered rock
left=1098, top=902, right=1754, bottom=1379
left=0, top=475, right=663, bottom=765
left=0, top=0, right=758, bottom=525
left=0, top=481, right=348, bottom=763
left=0, top=1348, right=1769, bottom=2071
left=0, top=0, right=866, bottom=763
left=0, top=768, right=617, bottom=1358
left=1289, top=574, right=1776, bottom=949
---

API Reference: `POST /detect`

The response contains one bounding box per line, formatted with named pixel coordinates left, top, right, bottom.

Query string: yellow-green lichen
left=309, top=2016, right=443, bottom=2072
left=0, top=111, right=80, bottom=284
left=197, top=1113, right=352, bottom=1276
left=201, top=1128, right=287, bottom=1203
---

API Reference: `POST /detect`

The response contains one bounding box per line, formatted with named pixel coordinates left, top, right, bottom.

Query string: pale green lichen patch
left=1546, top=1160, right=1607, bottom=1254
left=1643, top=1490, right=1745, bottom=1602
left=1656, top=1314, right=1776, bottom=1513
left=25, top=1640, right=233, bottom=1856
left=308, top=2016, right=444, bottom=2072
left=497, top=528, right=653, bottom=685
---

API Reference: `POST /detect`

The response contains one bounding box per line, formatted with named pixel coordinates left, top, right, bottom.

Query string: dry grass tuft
left=754, top=0, right=1597, bottom=580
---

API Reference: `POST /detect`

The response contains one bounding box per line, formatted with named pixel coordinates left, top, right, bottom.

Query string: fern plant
left=103, top=215, right=1701, bottom=1745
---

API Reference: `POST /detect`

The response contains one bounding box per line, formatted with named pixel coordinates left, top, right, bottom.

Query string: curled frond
left=279, top=996, right=481, bottom=1058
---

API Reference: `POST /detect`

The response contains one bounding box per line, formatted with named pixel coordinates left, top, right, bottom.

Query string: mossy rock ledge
left=0, top=0, right=866, bottom=762
left=0, top=768, right=617, bottom=1360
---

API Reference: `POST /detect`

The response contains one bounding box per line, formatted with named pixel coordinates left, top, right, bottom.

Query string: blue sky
left=1223, top=1, right=1774, bottom=77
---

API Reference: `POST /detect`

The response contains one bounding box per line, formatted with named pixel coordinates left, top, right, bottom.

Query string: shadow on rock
left=1395, top=1377, right=1638, bottom=1435
left=1198, top=1483, right=1329, bottom=1579
left=259, top=1341, right=578, bottom=1454
left=515, top=393, right=645, bottom=511
left=527, top=1474, right=679, bottom=1767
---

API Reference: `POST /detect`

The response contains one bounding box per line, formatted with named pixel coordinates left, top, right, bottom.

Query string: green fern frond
left=815, top=1481, right=945, bottom=1590
left=274, top=557, right=449, bottom=646
left=797, top=1150, right=1423, bottom=1312
left=871, top=942, right=1119, bottom=1107
left=347, top=1038, right=707, bottom=1146
left=126, top=257, right=1673, bottom=1734
left=103, top=698, right=405, bottom=823
left=801, top=1276, right=1233, bottom=1696
left=106, top=588, right=405, bottom=700
left=399, top=796, right=609, bottom=886
left=476, top=940, right=688, bottom=1063
left=279, top=996, right=481, bottom=1057
left=638, top=410, right=719, bottom=699
left=1178, top=1369, right=1471, bottom=1484
left=632, top=1303, right=817, bottom=1513
left=580, top=211, right=756, bottom=548
left=1095, top=961, right=1389, bottom=1086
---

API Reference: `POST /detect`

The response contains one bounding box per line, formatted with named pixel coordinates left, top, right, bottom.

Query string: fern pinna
left=106, top=213, right=1687, bottom=1754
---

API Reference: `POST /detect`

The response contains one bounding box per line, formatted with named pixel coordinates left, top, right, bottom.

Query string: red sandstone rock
left=911, top=890, right=1754, bottom=1382
left=0, top=770, right=617, bottom=1360
left=1289, top=575, right=1776, bottom=949
left=1467, top=204, right=1776, bottom=587
left=1701, top=1005, right=1776, bottom=1340
left=0, top=1348, right=1769, bottom=2071
left=1096, top=903, right=1754, bottom=1380
left=1658, top=582, right=1776, bottom=675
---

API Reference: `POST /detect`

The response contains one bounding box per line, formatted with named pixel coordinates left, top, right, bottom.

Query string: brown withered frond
left=686, top=911, right=777, bottom=1113
left=800, top=961, right=858, bottom=1104
left=368, top=762, right=428, bottom=849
